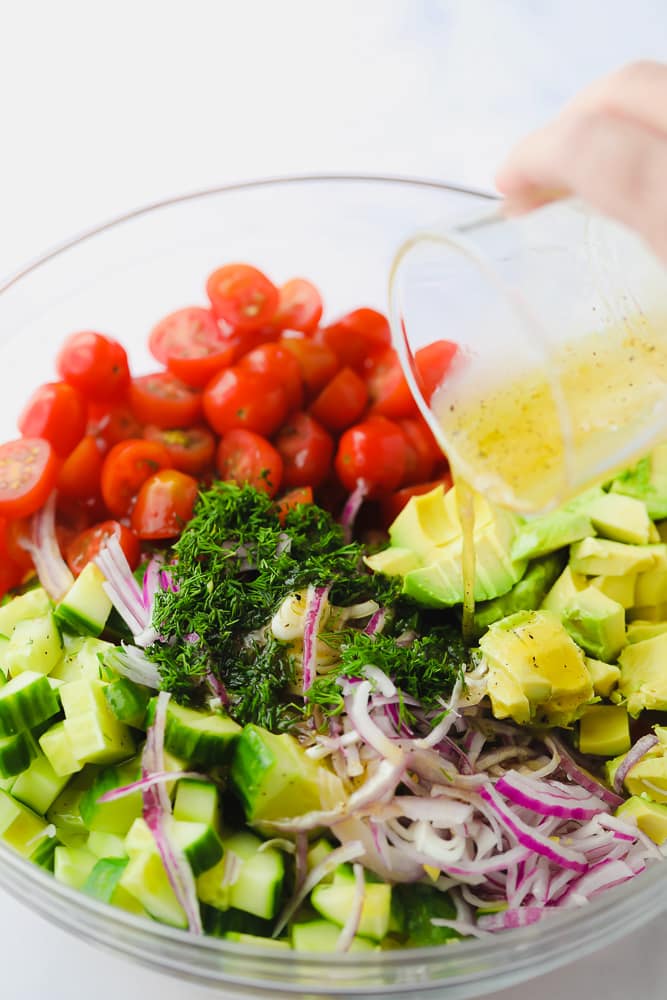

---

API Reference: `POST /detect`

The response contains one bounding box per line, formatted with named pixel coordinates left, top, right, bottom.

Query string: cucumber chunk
left=83, top=855, right=146, bottom=915
left=119, top=850, right=188, bottom=928
left=0, top=589, right=51, bottom=636
left=38, top=721, right=83, bottom=777
left=54, top=844, right=98, bottom=889
left=201, top=904, right=272, bottom=938
left=311, top=874, right=391, bottom=941
left=46, top=777, right=89, bottom=847
left=224, top=931, right=290, bottom=949
left=290, top=919, right=378, bottom=952
left=104, top=678, right=151, bottom=728
left=173, top=778, right=220, bottom=830
left=394, top=884, right=460, bottom=946
left=79, top=762, right=142, bottom=835
left=11, top=751, right=70, bottom=814
left=51, top=636, right=116, bottom=684
left=0, top=789, right=51, bottom=858
left=147, top=699, right=241, bottom=767
left=55, top=563, right=112, bottom=637
left=61, top=678, right=134, bottom=765
left=30, top=832, right=59, bottom=871
left=125, top=817, right=223, bottom=877
left=0, top=730, right=37, bottom=778
left=87, top=831, right=128, bottom=859
left=0, top=672, right=61, bottom=737
left=197, top=830, right=284, bottom=919
left=4, top=614, right=63, bottom=678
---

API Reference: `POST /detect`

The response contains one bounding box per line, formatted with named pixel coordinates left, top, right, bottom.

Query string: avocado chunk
left=510, top=488, right=601, bottom=561
left=388, top=484, right=456, bottom=558
left=633, top=545, right=667, bottom=607
left=472, top=552, right=564, bottom=638
left=627, top=601, right=667, bottom=622
left=364, top=547, right=420, bottom=577
left=625, top=620, right=667, bottom=644
left=583, top=492, right=652, bottom=545
left=479, top=609, right=594, bottom=726
left=616, top=796, right=667, bottom=845
left=540, top=565, right=587, bottom=616
left=610, top=444, right=667, bottom=520
left=585, top=657, right=621, bottom=697
left=578, top=705, right=630, bottom=756
left=569, top=538, right=657, bottom=577
left=561, top=587, right=626, bottom=662
left=618, top=632, right=667, bottom=716
left=589, top=573, right=637, bottom=609
left=620, top=751, right=667, bottom=803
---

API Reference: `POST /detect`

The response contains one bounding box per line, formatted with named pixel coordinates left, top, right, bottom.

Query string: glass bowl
left=0, top=176, right=664, bottom=999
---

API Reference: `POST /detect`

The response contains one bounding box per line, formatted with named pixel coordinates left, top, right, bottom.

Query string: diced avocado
left=480, top=610, right=593, bottom=726
left=540, top=565, right=587, bottom=616
left=388, top=484, right=456, bottom=557
left=634, top=545, right=667, bottom=607
left=79, top=762, right=142, bottom=835
left=11, top=751, right=70, bottom=814
left=618, top=632, right=667, bottom=716
left=626, top=620, right=667, bottom=644
left=0, top=788, right=51, bottom=857
left=4, top=614, right=63, bottom=678
left=54, top=845, right=98, bottom=889
left=610, top=445, right=667, bottom=520
left=584, top=492, right=652, bottom=545
left=394, top=883, right=460, bottom=946
left=119, top=849, right=187, bottom=928
left=363, top=547, right=421, bottom=577
left=622, top=753, right=667, bottom=803
left=561, top=587, right=626, bottom=662
left=224, top=932, right=290, bottom=949
left=585, top=657, right=621, bottom=698
left=617, top=796, right=667, bottom=844
left=569, top=538, right=657, bottom=577
left=590, top=574, right=637, bottom=610
left=38, top=721, right=83, bottom=777
left=627, top=601, right=667, bottom=622
left=578, top=705, right=630, bottom=756
left=510, top=489, right=601, bottom=561
left=55, top=563, right=112, bottom=637
left=472, top=553, right=564, bottom=638
left=311, top=872, right=391, bottom=941
left=146, top=698, right=241, bottom=767
left=290, top=919, right=378, bottom=952
left=231, top=724, right=343, bottom=823
left=0, top=589, right=51, bottom=637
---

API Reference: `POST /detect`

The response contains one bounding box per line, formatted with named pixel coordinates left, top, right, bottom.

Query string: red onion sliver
left=340, top=481, right=367, bottom=542
left=98, top=769, right=208, bottom=803
left=302, top=583, right=330, bottom=693
left=551, top=737, right=624, bottom=808
left=335, top=863, right=366, bottom=952
left=25, top=492, right=74, bottom=602
left=612, top=733, right=659, bottom=794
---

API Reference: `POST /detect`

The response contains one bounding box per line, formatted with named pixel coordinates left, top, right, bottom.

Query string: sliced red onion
left=98, top=769, right=207, bottom=803
left=302, top=583, right=330, bottom=693
left=414, top=678, right=462, bottom=750
left=550, top=736, right=623, bottom=808
left=346, top=758, right=405, bottom=811
left=293, top=831, right=308, bottom=896
left=205, top=668, right=230, bottom=706
left=257, top=838, right=296, bottom=855
left=340, top=480, right=367, bottom=542
left=397, top=797, right=473, bottom=827
left=94, top=536, right=154, bottom=643
left=24, top=492, right=74, bottom=602
left=613, top=733, right=659, bottom=794
left=364, top=607, right=386, bottom=636
left=495, top=770, right=606, bottom=821
left=335, top=863, right=366, bottom=952
left=272, top=840, right=365, bottom=938
left=364, top=665, right=396, bottom=698
left=476, top=906, right=546, bottom=931
left=558, top=858, right=635, bottom=907
left=142, top=556, right=163, bottom=610
left=345, top=680, right=405, bottom=766
left=106, top=644, right=160, bottom=688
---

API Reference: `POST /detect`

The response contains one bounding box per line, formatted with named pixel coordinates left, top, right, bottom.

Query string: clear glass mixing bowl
left=0, top=176, right=664, bottom=999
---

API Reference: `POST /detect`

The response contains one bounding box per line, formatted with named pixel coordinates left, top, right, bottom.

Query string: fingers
left=569, top=60, right=667, bottom=137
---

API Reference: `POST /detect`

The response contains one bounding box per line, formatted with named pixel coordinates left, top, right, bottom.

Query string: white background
left=1, top=1, right=666, bottom=997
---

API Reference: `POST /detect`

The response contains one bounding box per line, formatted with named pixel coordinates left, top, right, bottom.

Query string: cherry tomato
left=280, top=337, right=340, bottom=399
left=335, top=416, right=408, bottom=498
left=239, top=343, right=303, bottom=412
left=275, top=486, right=314, bottom=524
left=273, top=278, right=323, bottom=334
left=309, top=366, right=368, bottom=432
left=56, top=331, right=130, bottom=402
left=365, top=348, right=418, bottom=419
left=380, top=475, right=453, bottom=528
left=129, top=373, right=203, bottom=429
left=316, top=308, right=391, bottom=369
left=206, top=264, right=279, bottom=331
left=0, top=439, right=59, bottom=519
left=18, top=382, right=87, bottom=457
left=274, top=412, right=334, bottom=490
left=4, top=518, right=34, bottom=575
left=88, top=399, right=144, bottom=449
left=100, top=439, right=171, bottom=518
left=0, top=518, right=25, bottom=595
left=56, top=435, right=104, bottom=500
left=414, top=340, right=458, bottom=402
left=65, top=520, right=141, bottom=576
left=131, top=470, right=199, bottom=540
left=203, top=367, right=288, bottom=437
left=150, top=307, right=236, bottom=388
left=143, top=425, right=216, bottom=476
left=398, top=417, right=443, bottom=485
left=216, top=429, right=283, bottom=498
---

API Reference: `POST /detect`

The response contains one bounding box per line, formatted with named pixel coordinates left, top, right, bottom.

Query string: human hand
left=496, top=61, right=667, bottom=263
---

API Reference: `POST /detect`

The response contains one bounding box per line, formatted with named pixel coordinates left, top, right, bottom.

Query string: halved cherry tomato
left=18, top=382, right=87, bottom=457
left=65, top=520, right=141, bottom=576
left=335, top=416, right=408, bottom=498
left=398, top=417, right=443, bottom=485
left=4, top=518, right=34, bottom=575
left=151, top=307, right=236, bottom=388
left=206, top=264, right=279, bottom=331
left=280, top=337, right=340, bottom=399
left=88, top=398, right=143, bottom=450
left=275, top=486, right=314, bottom=524
left=0, top=438, right=59, bottom=519
left=143, top=425, right=216, bottom=476
left=57, top=435, right=104, bottom=500
left=56, top=331, right=130, bottom=402
left=309, top=366, right=368, bottom=432
left=129, top=373, right=203, bottom=429
left=131, top=470, right=199, bottom=540
left=0, top=518, right=25, bottom=595
left=414, top=340, right=458, bottom=402
left=203, top=367, right=288, bottom=437
left=216, top=429, right=283, bottom=498
left=273, top=278, right=323, bottom=334
left=239, top=344, right=303, bottom=412
left=274, top=412, right=334, bottom=490
left=365, top=348, right=418, bottom=419
left=316, top=308, right=391, bottom=369
left=380, top=475, right=453, bottom=528
left=100, top=439, right=171, bottom=518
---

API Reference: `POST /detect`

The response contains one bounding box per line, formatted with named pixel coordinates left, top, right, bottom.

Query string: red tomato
left=0, top=518, right=25, bottom=595
left=309, top=367, right=368, bottom=432
left=100, top=439, right=171, bottom=518
left=216, top=429, right=283, bottom=498
left=414, top=340, right=458, bottom=402
left=203, top=367, right=288, bottom=437
left=4, top=518, right=34, bottom=575
left=365, top=348, right=418, bottom=419
left=316, top=308, right=391, bottom=369
left=275, top=486, right=314, bottom=524
left=335, top=416, right=408, bottom=498
left=143, top=425, right=216, bottom=476
left=65, top=520, right=141, bottom=576
left=280, top=338, right=340, bottom=399
left=56, top=331, right=130, bottom=402
left=131, top=470, right=199, bottom=540
left=274, top=412, right=334, bottom=490
left=206, top=264, right=279, bottom=331
left=88, top=399, right=143, bottom=449
left=0, top=439, right=59, bottom=518
left=57, top=435, right=104, bottom=500
left=398, top=417, right=443, bottom=485
left=18, top=382, right=87, bottom=457
left=380, top=475, right=453, bottom=528
left=239, top=343, right=304, bottom=412
left=151, top=307, right=236, bottom=388
left=273, top=278, right=323, bottom=334
left=129, top=373, right=203, bottom=429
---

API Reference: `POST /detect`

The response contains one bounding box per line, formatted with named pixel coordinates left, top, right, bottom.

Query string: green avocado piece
left=364, top=547, right=420, bottom=577
left=561, top=587, right=626, bottom=662
left=634, top=545, right=667, bottom=607
left=618, top=632, right=667, bottom=716
left=472, top=552, right=565, bottom=638
left=616, top=796, right=667, bottom=845
left=569, top=538, right=658, bottom=577
left=388, top=485, right=456, bottom=558
left=578, top=705, right=630, bottom=756
left=540, top=565, right=587, bottom=616
left=625, top=620, right=667, bottom=644
left=627, top=601, right=667, bottom=622
left=622, top=753, right=667, bottom=803
left=610, top=444, right=667, bottom=520
left=584, top=492, right=652, bottom=545
left=590, top=573, right=637, bottom=609
left=510, top=488, right=602, bottom=561
left=585, top=657, right=621, bottom=697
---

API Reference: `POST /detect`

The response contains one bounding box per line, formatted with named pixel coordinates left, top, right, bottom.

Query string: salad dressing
left=455, top=476, right=477, bottom=645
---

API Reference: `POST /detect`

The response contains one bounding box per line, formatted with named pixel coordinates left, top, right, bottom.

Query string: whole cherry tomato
left=100, top=439, right=171, bottom=518
left=335, top=416, right=408, bottom=498
left=239, top=343, right=303, bottom=413
left=316, top=308, right=391, bottom=369
left=57, top=331, right=130, bottom=402
left=203, top=367, right=288, bottom=437
left=274, top=412, right=334, bottom=490
left=280, top=337, right=340, bottom=400
left=206, top=264, right=279, bottom=331
left=87, top=399, right=144, bottom=449
left=18, top=382, right=87, bottom=457
left=365, top=348, right=418, bottom=419
left=398, top=417, right=443, bottom=485
left=130, top=470, right=199, bottom=540
left=309, top=367, right=368, bottom=432
left=216, top=429, right=283, bottom=498
left=65, top=520, right=141, bottom=576
left=129, top=373, right=203, bottom=429
left=0, top=439, right=59, bottom=518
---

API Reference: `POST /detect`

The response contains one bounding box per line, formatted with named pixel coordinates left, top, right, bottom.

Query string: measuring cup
left=389, top=198, right=667, bottom=514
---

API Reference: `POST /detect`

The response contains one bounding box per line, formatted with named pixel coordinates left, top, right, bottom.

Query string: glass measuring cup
left=389, top=198, right=667, bottom=514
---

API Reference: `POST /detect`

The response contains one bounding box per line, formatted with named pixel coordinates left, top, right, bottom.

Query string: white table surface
left=1, top=2, right=666, bottom=997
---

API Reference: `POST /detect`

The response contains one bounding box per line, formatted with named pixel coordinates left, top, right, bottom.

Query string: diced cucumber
left=0, top=730, right=37, bottom=778
left=290, top=920, right=378, bottom=953
left=79, top=762, right=142, bottom=835
left=311, top=876, right=391, bottom=941
left=197, top=830, right=284, bottom=919
left=55, top=563, right=112, bottom=637
left=224, top=931, right=290, bottom=949
left=126, top=817, right=223, bottom=877
left=119, top=850, right=187, bottom=928
left=50, top=636, right=116, bottom=684
left=87, top=831, right=128, bottom=859
left=4, top=614, right=63, bottom=678
left=39, top=721, right=83, bottom=777
left=30, top=832, right=59, bottom=871
left=82, top=856, right=145, bottom=915
left=0, top=789, right=51, bottom=858
left=0, top=672, right=61, bottom=737
left=46, top=777, right=89, bottom=847
left=394, top=884, right=460, bottom=946
left=147, top=699, right=241, bottom=767
left=104, top=678, right=151, bottom=728
left=61, top=678, right=134, bottom=765
left=306, top=838, right=335, bottom=876
left=11, top=752, right=70, bottom=814
left=173, top=778, right=220, bottom=830
left=0, top=588, right=51, bottom=636
left=54, top=844, right=98, bottom=889
left=201, top=904, right=272, bottom=938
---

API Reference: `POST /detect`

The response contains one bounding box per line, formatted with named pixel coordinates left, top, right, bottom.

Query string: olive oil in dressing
left=455, top=476, right=477, bottom=646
